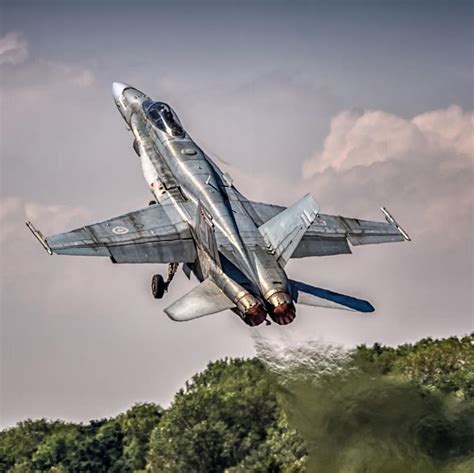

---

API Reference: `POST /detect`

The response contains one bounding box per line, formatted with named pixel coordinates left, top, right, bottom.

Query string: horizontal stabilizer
left=290, top=279, right=374, bottom=313
left=164, top=278, right=235, bottom=322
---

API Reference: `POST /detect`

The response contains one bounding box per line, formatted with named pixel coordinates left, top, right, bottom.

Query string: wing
left=26, top=203, right=196, bottom=264
left=243, top=200, right=409, bottom=258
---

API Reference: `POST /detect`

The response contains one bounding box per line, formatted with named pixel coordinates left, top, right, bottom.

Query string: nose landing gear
left=151, top=263, right=178, bottom=299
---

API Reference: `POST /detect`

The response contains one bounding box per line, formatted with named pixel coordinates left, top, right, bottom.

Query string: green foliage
left=225, top=415, right=306, bottom=473
left=60, top=419, right=127, bottom=472
left=278, top=367, right=474, bottom=473
left=0, top=406, right=162, bottom=473
left=146, top=358, right=291, bottom=472
left=0, top=419, right=72, bottom=471
left=1, top=334, right=472, bottom=472
left=354, top=334, right=474, bottom=399
left=117, top=403, right=163, bottom=471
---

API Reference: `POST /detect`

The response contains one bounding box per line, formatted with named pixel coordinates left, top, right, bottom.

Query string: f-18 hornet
left=26, top=82, right=410, bottom=326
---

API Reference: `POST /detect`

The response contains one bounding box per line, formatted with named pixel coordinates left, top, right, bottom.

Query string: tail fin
left=164, top=278, right=235, bottom=321
left=258, top=194, right=319, bottom=266
left=289, top=279, right=374, bottom=313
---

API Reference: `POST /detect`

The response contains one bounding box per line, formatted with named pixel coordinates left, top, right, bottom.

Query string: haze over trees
left=1, top=335, right=473, bottom=472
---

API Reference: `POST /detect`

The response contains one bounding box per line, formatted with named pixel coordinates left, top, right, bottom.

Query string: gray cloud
left=1, top=1, right=473, bottom=429
left=0, top=32, right=28, bottom=66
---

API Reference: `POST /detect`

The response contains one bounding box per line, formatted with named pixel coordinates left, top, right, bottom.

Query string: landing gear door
left=196, top=201, right=220, bottom=265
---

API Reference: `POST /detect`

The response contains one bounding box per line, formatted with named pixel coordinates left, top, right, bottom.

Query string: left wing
left=26, top=203, right=196, bottom=264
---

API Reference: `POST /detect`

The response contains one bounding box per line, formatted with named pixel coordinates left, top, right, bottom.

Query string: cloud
left=0, top=197, right=89, bottom=246
left=39, top=60, right=96, bottom=88
left=1, top=58, right=96, bottom=105
left=303, top=105, right=473, bottom=176
left=0, top=32, right=28, bottom=65
left=71, top=68, right=95, bottom=88
left=301, top=105, right=473, bottom=245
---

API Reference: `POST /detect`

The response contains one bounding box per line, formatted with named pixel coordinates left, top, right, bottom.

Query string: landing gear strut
left=151, top=263, right=178, bottom=299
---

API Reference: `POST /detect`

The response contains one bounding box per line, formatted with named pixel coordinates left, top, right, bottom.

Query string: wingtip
left=25, top=220, right=53, bottom=255
left=380, top=206, right=411, bottom=241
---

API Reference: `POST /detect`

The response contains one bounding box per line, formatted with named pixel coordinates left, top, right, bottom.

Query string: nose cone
left=112, top=81, right=131, bottom=101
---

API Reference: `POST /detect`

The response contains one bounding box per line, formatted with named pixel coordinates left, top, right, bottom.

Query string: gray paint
left=31, top=83, right=409, bottom=326
left=1, top=0, right=472, bottom=429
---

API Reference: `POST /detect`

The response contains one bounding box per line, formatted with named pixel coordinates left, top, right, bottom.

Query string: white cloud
left=304, top=105, right=473, bottom=176
left=0, top=32, right=28, bottom=66
left=36, top=60, right=96, bottom=89
left=71, top=68, right=95, bottom=88
left=413, top=105, right=473, bottom=158
left=0, top=197, right=89, bottom=245
left=301, top=105, right=473, bottom=246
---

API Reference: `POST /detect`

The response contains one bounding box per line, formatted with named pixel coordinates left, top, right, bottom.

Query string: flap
left=311, top=214, right=405, bottom=246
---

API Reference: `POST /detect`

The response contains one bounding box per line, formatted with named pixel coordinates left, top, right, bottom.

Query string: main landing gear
left=151, top=263, right=178, bottom=299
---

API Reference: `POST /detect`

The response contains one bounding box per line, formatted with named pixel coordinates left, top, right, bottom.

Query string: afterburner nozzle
left=266, top=291, right=296, bottom=325
left=269, top=302, right=296, bottom=325
left=242, top=303, right=267, bottom=327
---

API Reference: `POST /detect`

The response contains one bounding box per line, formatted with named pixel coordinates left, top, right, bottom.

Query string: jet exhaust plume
left=252, top=334, right=474, bottom=473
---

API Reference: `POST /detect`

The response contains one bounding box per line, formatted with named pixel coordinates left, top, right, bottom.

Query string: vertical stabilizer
left=258, top=194, right=319, bottom=266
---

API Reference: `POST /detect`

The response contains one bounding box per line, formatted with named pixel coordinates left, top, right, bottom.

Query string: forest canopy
left=1, top=334, right=473, bottom=472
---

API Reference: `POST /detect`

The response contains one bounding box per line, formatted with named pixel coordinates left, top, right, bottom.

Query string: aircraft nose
left=112, top=82, right=130, bottom=101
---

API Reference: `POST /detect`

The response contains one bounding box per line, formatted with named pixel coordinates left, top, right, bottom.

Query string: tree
left=146, top=358, right=293, bottom=472
left=0, top=419, right=69, bottom=471
left=117, top=403, right=163, bottom=471
left=60, top=419, right=127, bottom=472
left=2, top=335, right=472, bottom=472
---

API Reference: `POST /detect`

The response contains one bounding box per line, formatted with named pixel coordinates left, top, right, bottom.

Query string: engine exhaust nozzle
left=267, top=291, right=296, bottom=325
left=242, top=303, right=267, bottom=327
left=270, top=302, right=296, bottom=325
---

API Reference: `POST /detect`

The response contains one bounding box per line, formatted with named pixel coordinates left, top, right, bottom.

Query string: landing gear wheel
left=151, top=274, right=166, bottom=299
left=148, top=200, right=157, bottom=206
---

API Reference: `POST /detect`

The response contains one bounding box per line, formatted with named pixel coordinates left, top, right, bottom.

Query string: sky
left=0, top=0, right=473, bottom=428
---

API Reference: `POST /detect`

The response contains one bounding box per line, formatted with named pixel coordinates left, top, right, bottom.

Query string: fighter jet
left=26, top=82, right=410, bottom=326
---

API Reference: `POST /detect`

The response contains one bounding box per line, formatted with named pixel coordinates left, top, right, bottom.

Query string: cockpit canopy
left=143, top=100, right=185, bottom=138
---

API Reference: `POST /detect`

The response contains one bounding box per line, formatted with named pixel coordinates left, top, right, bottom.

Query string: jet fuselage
left=112, top=82, right=295, bottom=325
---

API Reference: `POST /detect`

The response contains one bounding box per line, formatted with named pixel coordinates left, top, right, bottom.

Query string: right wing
left=243, top=200, right=409, bottom=258
left=26, top=203, right=196, bottom=264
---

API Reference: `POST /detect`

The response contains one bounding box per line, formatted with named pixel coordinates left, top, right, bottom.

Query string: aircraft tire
left=151, top=274, right=166, bottom=299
